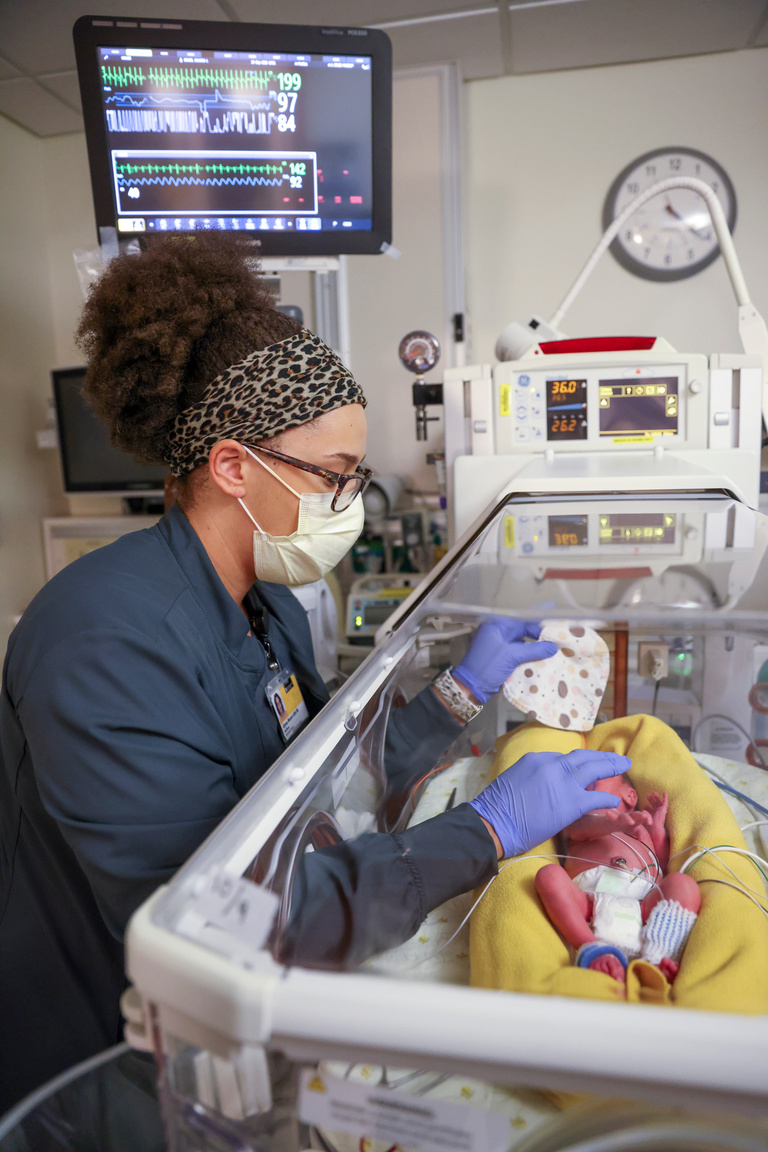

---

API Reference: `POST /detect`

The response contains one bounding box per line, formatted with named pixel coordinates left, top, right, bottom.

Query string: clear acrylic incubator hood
left=124, top=489, right=768, bottom=1152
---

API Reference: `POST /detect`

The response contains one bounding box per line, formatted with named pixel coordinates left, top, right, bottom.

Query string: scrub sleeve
left=283, top=687, right=498, bottom=966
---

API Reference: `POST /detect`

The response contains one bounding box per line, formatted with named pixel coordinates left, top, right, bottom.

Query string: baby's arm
left=565, top=809, right=649, bottom=841
left=642, top=791, right=670, bottom=870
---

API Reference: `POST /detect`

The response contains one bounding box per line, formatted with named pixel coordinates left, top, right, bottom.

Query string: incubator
left=125, top=487, right=768, bottom=1152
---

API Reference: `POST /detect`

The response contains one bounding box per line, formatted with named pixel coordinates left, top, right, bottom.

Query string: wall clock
left=602, top=146, right=737, bottom=281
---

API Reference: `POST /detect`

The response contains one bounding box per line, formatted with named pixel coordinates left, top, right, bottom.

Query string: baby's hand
left=645, top=791, right=669, bottom=825
left=626, top=810, right=653, bottom=829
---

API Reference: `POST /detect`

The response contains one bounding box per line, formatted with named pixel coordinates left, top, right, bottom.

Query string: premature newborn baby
left=535, top=773, right=700, bottom=986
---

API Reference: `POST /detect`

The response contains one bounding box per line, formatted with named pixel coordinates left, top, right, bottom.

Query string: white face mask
left=238, top=444, right=365, bottom=586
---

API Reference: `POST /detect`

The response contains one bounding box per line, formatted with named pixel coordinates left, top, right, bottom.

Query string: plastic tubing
left=549, top=176, right=751, bottom=330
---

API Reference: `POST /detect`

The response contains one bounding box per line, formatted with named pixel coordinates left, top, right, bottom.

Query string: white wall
left=0, top=117, right=69, bottom=652
left=347, top=68, right=451, bottom=492
left=465, top=48, right=768, bottom=364
left=41, top=132, right=99, bottom=368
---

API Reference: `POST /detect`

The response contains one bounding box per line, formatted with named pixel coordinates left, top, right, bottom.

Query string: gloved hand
left=469, top=749, right=630, bottom=858
left=452, top=619, right=558, bottom=704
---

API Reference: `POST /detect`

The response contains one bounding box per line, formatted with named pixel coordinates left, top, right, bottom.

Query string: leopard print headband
left=165, top=328, right=366, bottom=477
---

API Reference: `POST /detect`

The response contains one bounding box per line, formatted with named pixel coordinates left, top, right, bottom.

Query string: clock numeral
left=669, top=158, right=681, bottom=170
left=695, top=163, right=701, bottom=175
left=625, top=229, right=633, bottom=241
left=711, top=180, right=719, bottom=192
left=687, top=249, right=695, bottom=260
left=644, top=247, right=651, bottom=258
left=645, top=164, right=656, bottom=176
left=664, top=254, right=672, bottom=265
left=627, top=181, right=640, bottom=194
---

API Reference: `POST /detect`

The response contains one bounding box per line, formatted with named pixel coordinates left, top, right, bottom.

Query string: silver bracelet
left=433, top=667, right=483, bottom=724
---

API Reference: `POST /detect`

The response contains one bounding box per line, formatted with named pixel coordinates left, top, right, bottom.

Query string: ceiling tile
left=0, top=54, right=21, bottom=79
left=507, top=0, right=765, bottom=74
left=0, top=0, right=229, bottom=76
left=388, top=11, right=504, bottom=79
left=227, top=1, right=494, bottom=24
left=0, top=76, right=83, bottom=135
left=38, top=70, right=82, bottom=112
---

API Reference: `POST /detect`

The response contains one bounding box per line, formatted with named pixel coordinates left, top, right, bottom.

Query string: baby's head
left=589, top=771, right=637, bottom=812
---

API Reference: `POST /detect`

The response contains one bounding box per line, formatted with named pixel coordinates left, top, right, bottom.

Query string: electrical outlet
left=637, top=642, right=669, bottom=679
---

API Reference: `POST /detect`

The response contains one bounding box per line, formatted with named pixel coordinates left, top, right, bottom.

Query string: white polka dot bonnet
left=503, top=621, right=611, bottom=732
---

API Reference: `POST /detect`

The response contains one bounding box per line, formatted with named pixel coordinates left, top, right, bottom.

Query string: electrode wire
left=694, top=758, right=768, bottom=819
left=693, top=877, right=768, bottom=919
left=678, top=843, right=768, bottom=890
left=711, top=777, right=768, bottom=816
left=691, top=718, right=768, bottom=770
left=373, top=848, right=664, bottom=974
left=671, top=843, right=768, bottom=901
left=610, top=830, right=662, bottom=886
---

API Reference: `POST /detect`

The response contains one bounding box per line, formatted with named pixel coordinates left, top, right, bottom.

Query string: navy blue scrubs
left=0, top=504, right=496, bottom=1109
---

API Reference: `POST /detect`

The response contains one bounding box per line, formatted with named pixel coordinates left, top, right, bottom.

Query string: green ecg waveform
left=117, top=162, right=287, bottom=177
left=101, top=65, right=280, bottom=90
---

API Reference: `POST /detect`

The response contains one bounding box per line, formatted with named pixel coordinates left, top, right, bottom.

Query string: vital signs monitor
left=73, top=15, right=392, bottom=256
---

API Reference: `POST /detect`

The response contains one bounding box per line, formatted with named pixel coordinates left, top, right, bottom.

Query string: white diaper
left=573, top=865, right=654, bottom=958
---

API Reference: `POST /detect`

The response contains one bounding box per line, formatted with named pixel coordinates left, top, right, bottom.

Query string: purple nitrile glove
left=469, top=749, right=630, bottom=858
left=452, top=619, right=558, bottom=704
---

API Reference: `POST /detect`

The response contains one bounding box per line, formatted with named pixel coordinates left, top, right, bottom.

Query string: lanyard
left=243, top=588, right=280, bottom=672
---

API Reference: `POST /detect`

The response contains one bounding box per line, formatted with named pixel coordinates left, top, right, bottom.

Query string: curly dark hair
left=75, top=233, right=301, bottom=465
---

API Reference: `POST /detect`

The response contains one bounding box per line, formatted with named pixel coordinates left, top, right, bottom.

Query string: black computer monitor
left=52, top=367, right=168, bottom=495
left=73, top=15, right=392, bottom=256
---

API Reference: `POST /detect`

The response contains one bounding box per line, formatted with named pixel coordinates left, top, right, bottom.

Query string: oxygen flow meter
left=398, top=330, right=442, bottom=441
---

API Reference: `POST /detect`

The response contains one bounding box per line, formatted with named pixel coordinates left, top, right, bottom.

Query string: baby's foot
left=589, top=955, right=626, bottom=983
left=657, top=957, right=679, bottom=983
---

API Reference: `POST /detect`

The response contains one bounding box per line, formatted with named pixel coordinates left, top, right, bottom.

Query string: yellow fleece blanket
left=469, top=714, right=768, bottom=1011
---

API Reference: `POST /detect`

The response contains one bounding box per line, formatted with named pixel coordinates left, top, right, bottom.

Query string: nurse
left=0, top=234, right=626, bottom=1110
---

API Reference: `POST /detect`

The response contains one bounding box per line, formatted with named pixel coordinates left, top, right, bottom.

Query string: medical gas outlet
left=637, top=642, right=669, bottom=681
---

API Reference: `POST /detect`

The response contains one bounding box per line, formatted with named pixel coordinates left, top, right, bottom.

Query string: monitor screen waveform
left=101, top=63, right=302, bottom=92
left=113, top=150, right=317, bottom=215
left=105, top=89, right=296, bottom=137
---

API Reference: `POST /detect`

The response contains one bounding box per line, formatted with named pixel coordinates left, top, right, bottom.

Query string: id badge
left=266, top=669, right=310, bottom=743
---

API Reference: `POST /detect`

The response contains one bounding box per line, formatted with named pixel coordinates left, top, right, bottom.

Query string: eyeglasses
left=247, top=444, right=373, bottom=512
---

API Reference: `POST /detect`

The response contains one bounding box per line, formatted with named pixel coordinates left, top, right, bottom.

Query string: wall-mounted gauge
left=398, top=330, right=441, bottom=376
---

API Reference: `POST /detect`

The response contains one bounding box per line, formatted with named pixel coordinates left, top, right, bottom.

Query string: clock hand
left=664, top=195, right=686, bottom=221
left=664, top=196, right=710, bottom=240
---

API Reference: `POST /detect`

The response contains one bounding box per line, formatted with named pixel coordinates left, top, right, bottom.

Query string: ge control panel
left=494, top=354, right=695, bottom=453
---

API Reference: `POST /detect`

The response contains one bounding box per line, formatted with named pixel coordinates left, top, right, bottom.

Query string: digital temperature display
left=548, top=515, right=588, bottom=548
left=546, top=378, right=588, bottom=440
